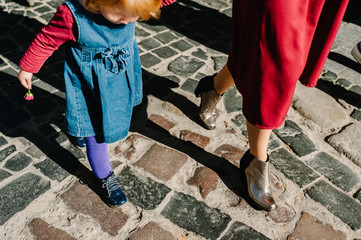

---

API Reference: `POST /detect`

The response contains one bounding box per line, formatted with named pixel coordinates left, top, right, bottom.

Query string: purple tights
left=85, top=136, right=113, bottom=179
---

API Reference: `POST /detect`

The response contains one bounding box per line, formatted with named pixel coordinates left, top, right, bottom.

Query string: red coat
left=227, top=0, right=349, bottom=129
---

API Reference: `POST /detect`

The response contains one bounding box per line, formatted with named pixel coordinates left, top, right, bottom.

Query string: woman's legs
left=212, top=65, right=275, bottom=211
left=213, top=65, right=235, bottom=95
left=246, top=120, right=272, bottom=161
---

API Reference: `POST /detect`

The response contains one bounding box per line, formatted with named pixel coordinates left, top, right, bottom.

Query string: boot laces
left=102, top=174, right=119, bottom=194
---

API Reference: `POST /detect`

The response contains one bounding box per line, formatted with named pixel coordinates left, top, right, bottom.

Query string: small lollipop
left=24, top=89, right=34, bottom=101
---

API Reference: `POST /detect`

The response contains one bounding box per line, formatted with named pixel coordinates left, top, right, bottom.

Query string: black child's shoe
left=101, top=172, right=127, bottom=207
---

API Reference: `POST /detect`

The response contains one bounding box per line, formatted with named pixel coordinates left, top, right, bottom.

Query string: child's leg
left=85, top=136, right=112, bottom=179
left=85, top=136, right=127, bottom=207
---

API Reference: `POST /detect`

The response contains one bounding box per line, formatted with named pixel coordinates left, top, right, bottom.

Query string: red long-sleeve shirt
left=20, top=0, right=177, bottom=73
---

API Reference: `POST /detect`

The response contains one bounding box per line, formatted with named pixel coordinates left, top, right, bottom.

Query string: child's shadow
left=130, top=71, right=259, bottom=206
left=0, top=71, right=105, bottom=200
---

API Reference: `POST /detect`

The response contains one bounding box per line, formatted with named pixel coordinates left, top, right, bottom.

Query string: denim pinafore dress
left=64, top=0, right=142, bottom=143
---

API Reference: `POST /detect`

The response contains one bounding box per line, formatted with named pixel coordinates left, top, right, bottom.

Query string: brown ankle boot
left=244, top=151, right=276, bottom=211
left=194, top=75, right=222, bottom=130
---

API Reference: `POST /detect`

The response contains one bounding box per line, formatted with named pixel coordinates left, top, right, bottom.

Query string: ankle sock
left=85, top=136, right=113, bottom=179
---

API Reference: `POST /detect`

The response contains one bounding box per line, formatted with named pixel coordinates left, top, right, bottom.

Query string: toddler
left=18, top=0, right=168, bottom=207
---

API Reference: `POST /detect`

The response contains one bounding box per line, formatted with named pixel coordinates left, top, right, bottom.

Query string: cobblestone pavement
left=1, top=0, right=361, bottom=239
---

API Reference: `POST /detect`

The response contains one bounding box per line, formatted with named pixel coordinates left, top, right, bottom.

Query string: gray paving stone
left=355, top=190, right=361, bottom=203
left=138, top=38, right=161, bottom=51
left=118, top=167, right=171, bottom=210
left=34, top=158, right=70, bottom=182
left=221, top=221, right=270, bottom=240
left=0, top=145, right=16, bottom=162
left=180, top=78, right=198, bottom=94
left=350, top=85, right=361, bottom=96
left=140, top=53, right=161, bottom=68
left=168, top=56, right=205, bottom=78
left=338, top=68, right=361, bottom=86
left=274, top=120, right=317, bottom=157
left=170, top=39, right=193, bottom=52
left=327, top=122, right=361, bottom=167
left=191, top=48, right=208, bottom=60
left=212, top=56, right=227, bottom=72
left=152, top=46, right=177, bottom=59
left=268, top=134, right=281, bottom=150
left=320, top=71, right=338, bottom=82
left=306, top=180, right=361, bottom=230
left=269, top=148, right=319, bottom=188
left=0, top=173, right=50, bottom=225
left=4, top=152, right=32, bottom=172
left=0, top=169, right=12, bottom=182
left=25, top=145, right=45, bottom=159
left=137, top=22, right=168, bottom=33
left=0, top=136, right=8, bottom=147
left=161, top=191, right=231, bottom=239
left=306, top=152, right=360, bottom=192
left=61, top=142, right=86, bottom=160
left=223, top=86, right=242, bottom=113
left=135, top=27, right=150, bottom=37
left=351, top=109, right=361, bottom=121
left=336, top=78, right=352, bottom=88
left=154, top=32, right=178, bottom=44
left=231, top=114, right=247, bottom=137
left=293, top=83, right=349, bottom=131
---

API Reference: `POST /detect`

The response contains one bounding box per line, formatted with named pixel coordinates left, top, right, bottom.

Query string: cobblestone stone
left=0, top=145, right=16, bottom=162
left=180, top=78, right=198, bottom=95
left=293, top=83, right=349, bottom=130
left=149, top=114, right=176, bottom=131
left=0, top=169, right=11, bottom=182
left=187, top=166, right=219, bottom=198
left=179, top=130, right=210, bottom=148
left=4, top=152, right=32, bottom=172
left=221, top=221, right=270, bottom=240
left=152, top=46, right=178, bottom=59
left=288, top=212, right=347, bottom=240
left=161, top=191, right=231, bottom=239
left=351, top=109, right=361, bottom=121
left=60, top=181, right=129, bottom=236
left=168, top=56, right=205, bottom=78
left=266, top=203, right=296, bottom=224
left=274, top=120, right=317, bottom=157
left=307, top=180, right=361, bottom=230
left=119, top=167, right=171, bottom=210
left=140, top=53, right=161, bottom=68
left=213, top=144, right=245, bottom=167
left=28, top=218, right=77, bottom=240
left=0, top=173, right=50, bottom=225
left=306, top=152, right=360, bottom=192
left=134, top=143, right=188, bottom=182
left=327, top=122, right=361, bottom=167
left=170, top=39, right=193, bottom=52
left=34, top=157, right=70, bottom=182
left=270, top=148, right=319, bottom=188
left=223, top=86, right=242, bottom=113
left=129, top=221, right=176, bottom=240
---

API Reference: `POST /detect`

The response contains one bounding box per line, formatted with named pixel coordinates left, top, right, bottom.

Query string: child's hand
left=18, top=69, right=33, bottom=89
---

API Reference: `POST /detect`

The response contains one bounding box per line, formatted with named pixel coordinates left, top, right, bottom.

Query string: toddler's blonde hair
left=83, top=0, right=162, bottom=20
